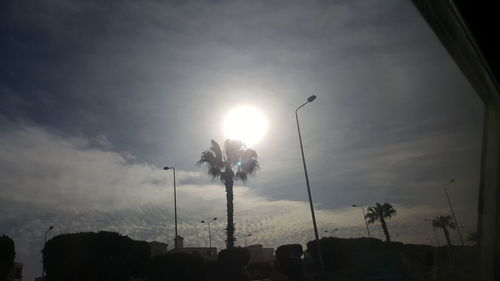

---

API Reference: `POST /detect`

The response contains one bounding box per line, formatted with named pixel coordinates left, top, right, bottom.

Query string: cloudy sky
left=0, top=0, right=484, bottom=280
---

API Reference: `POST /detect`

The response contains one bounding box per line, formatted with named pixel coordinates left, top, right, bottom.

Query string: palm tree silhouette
left=432, top=215, right=456, bottom=247
left=198, top=139, right=258, bottom=248
left=365, top=202, right=397, bottom=242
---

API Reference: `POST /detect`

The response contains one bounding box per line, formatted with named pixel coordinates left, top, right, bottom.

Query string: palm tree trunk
left=224, top=171, right=235, bottom=248
left=380, top=217, right=391, bottom=242
left=443, top=227, right=452, bottom=247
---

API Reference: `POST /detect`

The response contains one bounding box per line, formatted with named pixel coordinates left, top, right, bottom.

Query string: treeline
left=308, top=237, right=477, bottom=281
left=0, top=230, right=476, bottom=281
left=40, top=231, right=476, bottom=281
left=41, top=231, right=327, bottom=281
left=42, top=231, right=262, bottom=281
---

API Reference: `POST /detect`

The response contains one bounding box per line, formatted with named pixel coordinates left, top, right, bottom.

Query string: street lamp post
left=424, top=219, right=440, bottom=281
left=425, top=218, right=441, bottom=247
left=295, top=95, right=324, bottom=274
left=201, top=217, right=217, bottom=252
left=244, top=233, right=252, bottom=247
left=352, top=204, right=371, bottom=238
left=42, top=226, right=54, bottom=278
left=443, top=179, right=464, bottom=246
left=163, top=166, right=178, bottom=248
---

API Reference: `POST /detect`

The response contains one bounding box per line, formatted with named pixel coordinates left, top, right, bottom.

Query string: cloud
left=0, top=123, right=474, bottom=280
left=0, top=1, right=483, bottom=280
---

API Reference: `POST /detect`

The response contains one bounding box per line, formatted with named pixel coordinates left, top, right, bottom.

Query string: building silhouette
left=245, top=244, right=275, bottom=264
left=149, top=241, right=169, bottom=257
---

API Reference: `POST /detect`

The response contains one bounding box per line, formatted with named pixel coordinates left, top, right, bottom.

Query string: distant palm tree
left=198, top=139, right=258, bottom=248
left=467, top=231, right=478, bottom=245
left=432, top=215, right=456, bottom=247
left=365, top=202, right=397, bottom=242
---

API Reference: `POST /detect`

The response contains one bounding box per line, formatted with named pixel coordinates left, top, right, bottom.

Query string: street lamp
left=443, top=179, right=464, bottom=246
left=163, top=166, right=179, bottom=248
left=352, top=204, right=371, bottom=238
left=244, top=233, right=252, bottom=247
left=201, top=217, right=217, bottom=252
left=425, top=218, right=441, bottom=247
left=42, top=226, right=54, bottom=278
left=295, top=94, right=324, bottom=273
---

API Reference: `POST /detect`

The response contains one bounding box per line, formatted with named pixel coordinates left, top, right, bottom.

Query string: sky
left=0, top=0, right=484, bottom=280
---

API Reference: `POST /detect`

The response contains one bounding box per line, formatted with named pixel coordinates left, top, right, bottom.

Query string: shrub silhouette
left=307, top=237, right=384, bottom=274
left=275, top=244, right=304, bottom=281
left=148, top=252, right=205, bottom=281
left=307, top=237, right=415, bottom=280
left=247, top=261, right=272, bottom=281
left=216, top=247, right=250, bottom=281
left=43, top=231, right=150, bottom=281
left=0, top=235, right=15, bottom=281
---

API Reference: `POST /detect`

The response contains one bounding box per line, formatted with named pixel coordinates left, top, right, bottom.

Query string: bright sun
left=223, top=106, right=268, bottom=146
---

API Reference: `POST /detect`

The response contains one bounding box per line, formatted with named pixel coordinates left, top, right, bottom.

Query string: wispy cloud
left=0, top=123, right=474, bottom=279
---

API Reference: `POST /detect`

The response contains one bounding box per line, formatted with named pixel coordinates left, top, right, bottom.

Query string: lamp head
left=49, top=226, right=54, bottom=230
left=352, top=204, right=357, bottom=207
left=201, top=220, right=205, bottom=223
left=449, top=179, right=455, bottom=183
left=307, top=95, right=317, bottom=103
left=163, top=167, right=170, bottom=170
left=213, top=217, right=217, bottom=221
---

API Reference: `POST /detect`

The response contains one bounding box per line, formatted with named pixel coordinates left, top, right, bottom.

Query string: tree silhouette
left=43, top=231, right=150, bottom=281
left=198, top=139, right=258, bottom=248
left=275, top=244, right=304, bottom=281
left=432, top=215, right=456, bottom=247
left=365, top=202, right=397, bottom=242
left=216, top=247, right=251, bottom=281
left=0, top=235, right=15, bottom=281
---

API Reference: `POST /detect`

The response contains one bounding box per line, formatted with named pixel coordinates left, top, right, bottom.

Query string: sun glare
left=223, top=106, right=268, bottom=146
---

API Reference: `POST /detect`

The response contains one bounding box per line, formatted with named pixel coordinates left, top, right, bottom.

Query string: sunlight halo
left=223, top=106, right=268, bottom=146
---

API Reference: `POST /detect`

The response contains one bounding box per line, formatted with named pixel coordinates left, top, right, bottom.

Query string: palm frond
left=365, top=202, right=397, bottom=222
left=241, top=149, right=258, bottom=163
left=209, top=167, right=221, bottom=179
left=210, top=140, right=223, bottom=164
left=382, top=203, right=396, bottom=219
left=198, top=144, right=223, bottom=180
left=240, top=159, right=259, bottom=175
left=365, top=207, right=379, bottom=224
left=374, top=203, right=384, bottom=217
left=432, top=217, right=441, bottom=228
left=432, top=215, right=455, bottom=229
left=240, top=149, right=258, bottom=173
left=224, top=139, right=244, bottom=166
left=198, top=150, right=215, bottom=166
left=447, top=218, right=456, bottom=229
left=235, top=170, right=248, bottom=182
